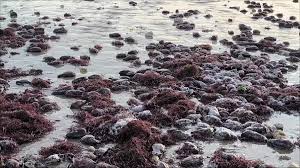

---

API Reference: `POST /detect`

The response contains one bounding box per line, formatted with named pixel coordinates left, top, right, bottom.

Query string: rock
left=119, top=70, right=135, bottom=77
left=264, top=36, right=276, bottom=41
left=131, top=105, right=145, bottom=113
left=80, top=135, right=99, bottom=145
left=10, top=10, right=17, bottom=18
left=43, top=56, right=56, bottom=63
left=0, top=78, right=8, bottom=85
left=207, top=106, right=220, bottom=116
left=71, top=46, right=80, bottom=51
left=70, top=100, right=86, bottom=109
left=246, top=46, right=259, bottom=51
left=58, top=71, right=76, bottom=78
left=186, top=114, right=202, bottom=121
left=137, top=110, right=152, bottom=119
left=180, top=155, right=203, bottom=167
left=65, top=90, right=83, bottom=98
left=40, top=103, right=57, bottom=113
left=27, top=46, right=42, bottom=52
left=109, top=33, right=121, bottom=38
left=253, top=29, right=260, bottom=35
left=89, top=48, right=99, bottom=54
left=274, top=123, right=284, bottom=130
left=94, top=148, right=107, bottom=157
left=53, top=27, right=67, bottom=34
left=222, top=119, right=242, bottom=130
left=129, top=1, right=137, bottom=6
left=110, top=118, right=135, bottom=136
left=193, top=32, right=201, bottom=38
left=5, top=159, right=20, bottom=168
left=157, top=161, right=169, bottom=168
left=267, top=139, right=295, bottom=151
left=82, top=151, right=97, bottom=160
left=112, top=41, right=124, bottom=47
left=175, top=119, right=193, bottom=129
left=286, top=56, right=300, bottom=63
left=204, top=115, right=222, bottom=126
left=209, top=35, right=218, bottom=41
left=192, top=127, right=214, bottom=140
left=97, top=88, right=111, bottom=97
left=152, top=143, right=166, bottom=156
left=145, top=32, right=154, bottom=39
left=125, top=37, right=136, bottom=44
left=31, top=78, right=50, bottom=88
left=23, top=160, right=36, bottom=168
left=288, top=163, right=300, bottom=168
left=214, top=127, right=238, bottom=141
left=239, top=24, right=252, bottom=31
left=96, top=162, right=118, bottom=168
left=241, top=130, right=267, bottom=143
left=67, top=128, right=87, bottom=139
left=279, top=155, right=291, bottom=160
left=73, top=157, right=96, bottom=168
left=0, top=140, right=18, bottom=154
left=45, top=154, right=61, bottom=165
left=167, top=129, right=190, bottom=141
left=176, top=142, right=201, bottom=158
left=123, top=55, right=139, bottom=61
left=116, top=53, right=127, bottom=59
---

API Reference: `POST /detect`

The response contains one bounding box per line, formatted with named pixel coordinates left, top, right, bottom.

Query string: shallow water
left=0, top=0, right=299, bottom=166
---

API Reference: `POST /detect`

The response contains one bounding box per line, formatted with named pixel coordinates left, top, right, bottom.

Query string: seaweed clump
left=39, top=141, right=81, bottom=158
left=103, top=120, right=161, bottom=168
left=0, top=91, right=53, bottom=145
left=209, top=149, right=273, bottom=168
